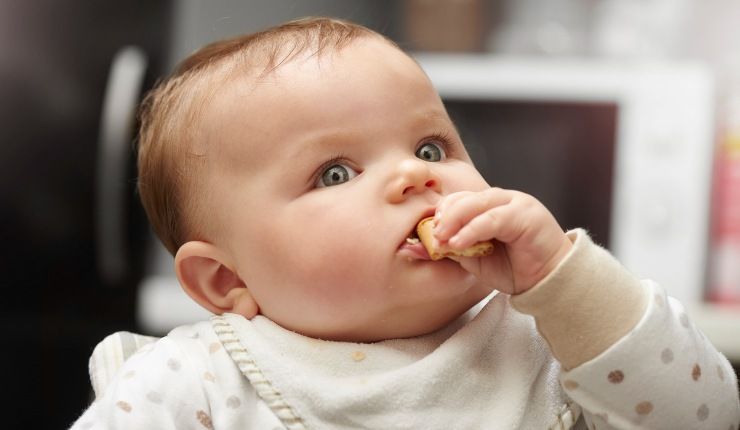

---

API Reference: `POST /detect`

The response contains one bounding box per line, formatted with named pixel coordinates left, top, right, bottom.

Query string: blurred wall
left=168, top=0, right=403, bottom=71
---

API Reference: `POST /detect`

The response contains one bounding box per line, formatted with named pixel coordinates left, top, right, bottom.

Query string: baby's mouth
left=405, top=228, right=421, bottom=246
left=397, top=217, right=432, bottom=260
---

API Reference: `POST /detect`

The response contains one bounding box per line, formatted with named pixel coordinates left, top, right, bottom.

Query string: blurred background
left=2, top=0, right=739, bottom=427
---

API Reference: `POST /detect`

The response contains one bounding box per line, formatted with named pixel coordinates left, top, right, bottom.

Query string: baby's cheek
left=266, top=244, right=376, bottom=329
left=446, top=164, right=489, bottom=192
left=245, top=208, right=383, bottom=305
left=292, top=239, right=372, bottom=288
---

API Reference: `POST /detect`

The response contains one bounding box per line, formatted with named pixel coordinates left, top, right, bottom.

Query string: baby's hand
left=433, top=188, right=572, bottom=295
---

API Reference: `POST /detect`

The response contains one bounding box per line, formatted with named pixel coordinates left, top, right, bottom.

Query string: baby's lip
left=398, top=239, right=432, bottom=260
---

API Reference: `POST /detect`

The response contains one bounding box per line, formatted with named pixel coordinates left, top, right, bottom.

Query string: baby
left=72, top=17, right=739, bottom=429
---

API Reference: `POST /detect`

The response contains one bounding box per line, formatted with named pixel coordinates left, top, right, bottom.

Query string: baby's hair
left=137, top=17, right=385, bottom=255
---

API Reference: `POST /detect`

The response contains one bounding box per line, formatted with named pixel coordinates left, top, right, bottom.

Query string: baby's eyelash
left=424, top=130, right=456, bottom=156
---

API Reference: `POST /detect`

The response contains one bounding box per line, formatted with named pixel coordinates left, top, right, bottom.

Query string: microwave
left=415, top=54, right=715, bottom=307
left=137, top=56, right=715, bottom=334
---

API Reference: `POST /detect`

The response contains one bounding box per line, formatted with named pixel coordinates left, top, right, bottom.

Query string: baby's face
left=201, top=38, right=492, bottom=341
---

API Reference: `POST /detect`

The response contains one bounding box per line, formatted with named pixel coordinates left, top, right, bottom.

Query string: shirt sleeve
left=563, top=281, right=740, bottom=429
left=511, top=229, right=740, bottom=429
left=68, top=336, right=214, bottom=430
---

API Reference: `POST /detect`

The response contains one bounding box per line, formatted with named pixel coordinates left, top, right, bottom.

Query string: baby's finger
left=447, top=204, right=517, bottom=250
left=434, top=191, right=473, bottom=221
left=435, top=188, right=514, bottom=241
left=432, top=191, right=475, bottom=240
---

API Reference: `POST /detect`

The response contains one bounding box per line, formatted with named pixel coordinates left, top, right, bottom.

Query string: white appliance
left=137, top=56, right=715, bottom=334
left=416, top=55, right=714, bottom=306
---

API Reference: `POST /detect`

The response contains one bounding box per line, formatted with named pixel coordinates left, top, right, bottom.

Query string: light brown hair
left=137, top=17, right=385, bottom=255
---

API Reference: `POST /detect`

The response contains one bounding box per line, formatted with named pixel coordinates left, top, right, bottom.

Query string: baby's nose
left=385, top=158, right=442, bottom=203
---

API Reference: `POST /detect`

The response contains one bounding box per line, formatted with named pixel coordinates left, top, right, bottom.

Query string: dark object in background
left=403, top=0, right=488, bottom=52
left=446, top=100, right=617, bottom=248
left=0, top=1, right=171, bottom=427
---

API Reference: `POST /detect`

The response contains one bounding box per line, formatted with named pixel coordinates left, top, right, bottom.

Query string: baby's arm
left=434, top=188, right=647, bottom=365
left=434, top=188, right=740, bottom=428
left=512, top=231, right=740, bottom=428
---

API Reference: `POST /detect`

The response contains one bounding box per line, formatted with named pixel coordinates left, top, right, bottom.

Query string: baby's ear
left=174, top=241, right=259, bottom=319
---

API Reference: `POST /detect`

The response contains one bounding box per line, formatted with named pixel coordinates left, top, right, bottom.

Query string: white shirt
left=71, top=233, right=740, bottom=429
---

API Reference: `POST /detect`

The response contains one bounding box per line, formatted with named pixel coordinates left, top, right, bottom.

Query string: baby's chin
left=357, top=308, right=475, bottom=342
left=313, top=296, right=487, bottom=343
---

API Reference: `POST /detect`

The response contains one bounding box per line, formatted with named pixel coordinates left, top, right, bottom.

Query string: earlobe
left=226, top=288, right=260, bottom=319
left=175, top=241, right=260, bottom=318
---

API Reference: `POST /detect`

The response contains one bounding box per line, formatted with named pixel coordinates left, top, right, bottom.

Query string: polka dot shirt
left=70, top=233, right=740, bottom=429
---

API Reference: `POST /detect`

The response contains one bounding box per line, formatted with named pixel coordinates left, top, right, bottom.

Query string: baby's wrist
left=515, top=234, right=574, bottom=294
left=510, top=229, right=647, bottom=369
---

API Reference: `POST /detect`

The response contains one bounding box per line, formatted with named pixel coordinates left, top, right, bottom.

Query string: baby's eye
left=415, top=141, right=446, bottom=162
left=316, top=163, right=358, bottom=188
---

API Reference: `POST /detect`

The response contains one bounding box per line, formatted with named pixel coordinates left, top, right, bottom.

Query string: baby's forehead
left=204, top=38, right=403, bottom=116
left=197, top=37, right=431, bottom=144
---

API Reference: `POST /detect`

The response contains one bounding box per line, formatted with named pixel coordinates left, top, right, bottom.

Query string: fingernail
left=449, top=234, right=471, bottom=250
left=448, top=235, right=460, bottom=247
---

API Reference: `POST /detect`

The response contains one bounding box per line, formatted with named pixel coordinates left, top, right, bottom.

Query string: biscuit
left=416, top=217, right=494, bottom=261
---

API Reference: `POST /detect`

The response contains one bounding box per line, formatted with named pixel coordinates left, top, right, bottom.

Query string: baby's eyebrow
left=414, top=109, right=460, bottom=135
left=285, top=109, right=459, bottom=158
left=281, top=130, right=355, bottom=166
left=411, top=109, right=446, bottom=124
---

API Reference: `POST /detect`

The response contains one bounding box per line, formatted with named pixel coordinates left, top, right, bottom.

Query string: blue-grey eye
left=317, top=164, right=358, bottom=188
left=415, top=142, right=446, bottom=162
